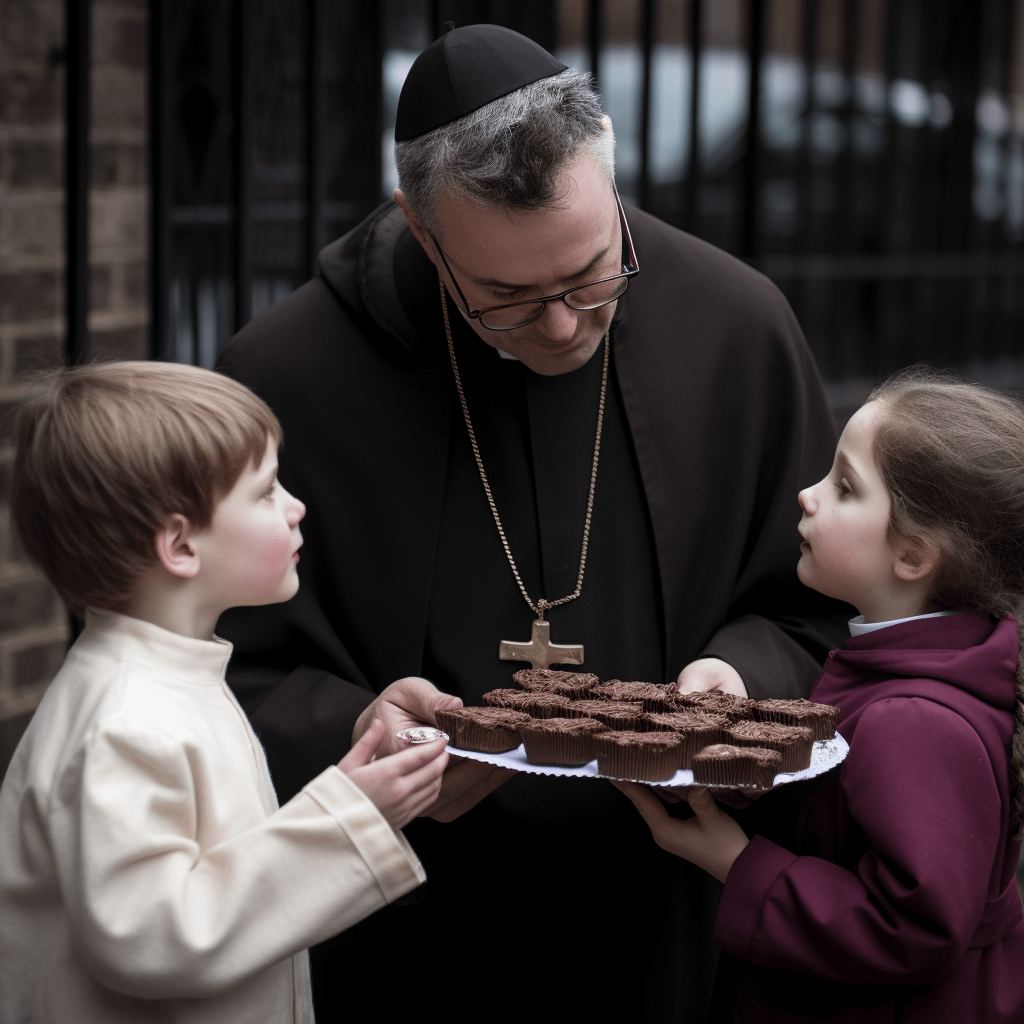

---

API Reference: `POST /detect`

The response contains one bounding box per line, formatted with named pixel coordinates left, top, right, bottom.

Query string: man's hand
left=611, top=781, right=749, bottom=884
left=676, top=657, right=747, bottom=697
left=353, top=676, right=462, bottom=758
left=352, top=676, right=513, bottom=822
left=339, top=719, right=448, bottom=830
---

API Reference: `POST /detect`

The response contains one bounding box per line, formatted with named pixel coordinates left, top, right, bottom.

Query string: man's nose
left=536, top=298, right=579, bottom=341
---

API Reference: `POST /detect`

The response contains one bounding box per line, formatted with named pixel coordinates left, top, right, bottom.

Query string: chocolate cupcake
left=727, top=720, right=814, bottom=773
left=691, top=744, right=782, bottom=789
left=435, top=707, right=530, bottom=753
left=644, top=711, right=731, bottom=768
left=481, top=689, right=571, bottom=718
left=593, top=730, right=685, bottom=782
left=562, top=699, right=645, bottom=730
left=512, top=668, right=599, bottom=699
left=753, top=697, right=839, bottom=741
left=672, top=690, right=758, bottom=721
left=519, top=716, right=608, bottom=767
left=588, top=680, right=677, bottom=712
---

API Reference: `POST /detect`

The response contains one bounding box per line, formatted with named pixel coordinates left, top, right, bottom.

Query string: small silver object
left=397, top=727, right=449, bottom=744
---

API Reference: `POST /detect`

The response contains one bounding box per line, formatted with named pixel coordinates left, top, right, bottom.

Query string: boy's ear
left=893, top=534, right=940, bottom=583
left=154, top=514, right=201, bottom=580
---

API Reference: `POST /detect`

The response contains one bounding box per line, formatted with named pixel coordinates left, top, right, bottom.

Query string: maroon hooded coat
left=714, top=612, right=1024, bottom=1023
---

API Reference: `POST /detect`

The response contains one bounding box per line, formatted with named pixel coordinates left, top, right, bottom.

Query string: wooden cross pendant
left=499, top=617, right=584, bottom=670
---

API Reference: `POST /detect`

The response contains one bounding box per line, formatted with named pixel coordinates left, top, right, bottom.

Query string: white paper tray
left=447, top=733, right=849, bottom=789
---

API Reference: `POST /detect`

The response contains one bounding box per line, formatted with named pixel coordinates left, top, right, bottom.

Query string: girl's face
left=797, top=401, right=928, bottom=623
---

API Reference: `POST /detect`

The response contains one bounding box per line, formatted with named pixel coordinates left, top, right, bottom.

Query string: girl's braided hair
left=869, top=367, right=1024, bottom=838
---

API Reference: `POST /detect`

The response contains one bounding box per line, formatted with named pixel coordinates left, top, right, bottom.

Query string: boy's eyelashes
left=262, top=480, right=278, bottom=499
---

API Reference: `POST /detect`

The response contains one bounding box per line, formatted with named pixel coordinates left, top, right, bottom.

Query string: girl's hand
left=611, top=781, right=750, bottom=883
left=338, top=719, right=449, bottom=830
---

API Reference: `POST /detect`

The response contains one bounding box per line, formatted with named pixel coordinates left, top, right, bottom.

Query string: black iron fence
left=66, top=1, right=1024, bottom=391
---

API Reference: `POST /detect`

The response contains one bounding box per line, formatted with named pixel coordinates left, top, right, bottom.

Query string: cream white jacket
left=0, top=609, right=426, bottom=1024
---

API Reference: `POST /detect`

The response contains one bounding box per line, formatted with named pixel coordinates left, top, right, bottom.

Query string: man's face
left=420, top=152, right=622, bottom=376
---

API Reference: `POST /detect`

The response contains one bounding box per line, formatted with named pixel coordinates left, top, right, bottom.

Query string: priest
left=217, top=24, right=847, bottom=1022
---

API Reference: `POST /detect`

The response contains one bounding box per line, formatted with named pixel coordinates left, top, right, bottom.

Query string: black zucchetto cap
left=395, top=24, right=568, bottom=142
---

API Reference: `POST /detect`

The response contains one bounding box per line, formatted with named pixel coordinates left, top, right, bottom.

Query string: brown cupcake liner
left=691, top=745, right=782, bottom=789
left=520, top=718, right=607, bottom=767
left=435, top=708, right=528, bottom=753
left=727, top=723, right=814, bottom=772
left=593, top=732, right=684, bottom=782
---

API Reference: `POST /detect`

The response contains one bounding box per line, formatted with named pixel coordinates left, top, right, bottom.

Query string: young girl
left=616, top=369, right=1024, bottom=1023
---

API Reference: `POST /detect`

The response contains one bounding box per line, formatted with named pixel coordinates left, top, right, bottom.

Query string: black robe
left=217, top=202, right=847, bottom=1023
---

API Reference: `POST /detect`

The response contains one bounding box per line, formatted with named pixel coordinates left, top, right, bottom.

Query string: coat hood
left=316, top=202, right=429, bottom=362
left=818, top=612, right=1019, bottom=716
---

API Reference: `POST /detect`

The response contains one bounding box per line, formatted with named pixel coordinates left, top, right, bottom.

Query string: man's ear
left=393, top=189, right=438, bottom=266
left=154, top=514, right=201, bottom=580
left=893, top=534, right=940, bottom=584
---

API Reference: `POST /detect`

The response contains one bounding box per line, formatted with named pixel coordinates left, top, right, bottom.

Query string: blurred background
left=2, top=0, right=1023, bottom=781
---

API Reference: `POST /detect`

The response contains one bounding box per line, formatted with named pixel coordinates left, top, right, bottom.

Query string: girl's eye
left=834, top=478, right=851, bottom=497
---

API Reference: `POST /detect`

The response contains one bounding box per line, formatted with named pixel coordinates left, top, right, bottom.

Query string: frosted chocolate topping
left=729, top=721, right=812, bottom=743
left=677, top=690, right=757, bottom=717
left=482, top=689, right=570, bottom=716
left=450, top=707, right=532, bottom=727
left=728, top=720, right=814, bottom=772
left=645, top=710, right=728, bottom=732
left=594, top=730, right=682, bottom=750
left=589, top=681, right=673, bottom=704
left=513, top=668, right=600, bottom=697
left=694, top=743, right=780, bottom=767
left=520, top=716, right=607, bottom=735
left=565, top=699, right=643, bottom=718
left=754, top=697, right=839, bottom=740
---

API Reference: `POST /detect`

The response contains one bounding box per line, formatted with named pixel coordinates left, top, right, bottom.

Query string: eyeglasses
left=430, top=187, right=640, bottom=332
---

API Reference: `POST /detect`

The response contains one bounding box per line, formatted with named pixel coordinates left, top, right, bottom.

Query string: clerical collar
left=848, top=610, right=957, bottom=636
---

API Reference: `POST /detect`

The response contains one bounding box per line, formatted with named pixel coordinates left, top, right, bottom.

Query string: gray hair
left=395, top=68, right=613, bottom=235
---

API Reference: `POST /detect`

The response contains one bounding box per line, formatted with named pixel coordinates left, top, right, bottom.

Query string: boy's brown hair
left=12, top=361, right=282, bottom=613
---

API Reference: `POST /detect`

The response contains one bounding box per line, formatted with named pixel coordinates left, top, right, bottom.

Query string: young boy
left=0, top=361, right=449, bottom=1024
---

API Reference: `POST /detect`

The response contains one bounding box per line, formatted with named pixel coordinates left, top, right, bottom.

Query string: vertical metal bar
left=65, top=0, right=91, bottom=365
left=588, top=0, right=602, bottom=93
left=306, top=0, right=321, bottom=278
left=742, top=0, right=765, bottom=258
left=232, top=0, right=252, bottom=332
left=638, top=0, right=656, bottom=210
left=797, top=0, right=819, bottom=256
left=148, top=0, right=170, bottom=359
left=836, top=0, right=859, bottom=254
left=685, top=0, right=703, bottom=232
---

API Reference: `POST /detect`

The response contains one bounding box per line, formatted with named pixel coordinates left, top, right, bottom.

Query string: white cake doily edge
left=446, top=733, right=849, bottom=789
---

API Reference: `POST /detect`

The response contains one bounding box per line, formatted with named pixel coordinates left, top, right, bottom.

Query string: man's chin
left=513, top=337, right=605, bottom=376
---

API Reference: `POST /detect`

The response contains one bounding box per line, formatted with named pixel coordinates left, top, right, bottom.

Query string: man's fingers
left=387, top=676, right=463, bottom=723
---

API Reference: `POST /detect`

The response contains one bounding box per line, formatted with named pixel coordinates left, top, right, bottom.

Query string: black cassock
left=217, top=203, right=848, bottom=1022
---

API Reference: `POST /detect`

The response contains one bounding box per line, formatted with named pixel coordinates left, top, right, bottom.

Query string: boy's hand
left=611, top=781, right=749, bottom=884
left=676, top=657, right=747, bottom=697
left=352, top=676, right=513, bottom=822
left=339, top=719, right=449, bottom=830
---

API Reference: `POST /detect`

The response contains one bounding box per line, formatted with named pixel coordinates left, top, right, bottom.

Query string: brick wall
left=0, top=0, right=148, bottom=759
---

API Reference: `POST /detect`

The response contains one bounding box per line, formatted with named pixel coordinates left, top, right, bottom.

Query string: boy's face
left=193, top=438, right=305, bottom=610
left=796, top=401, right=902, bottom=621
